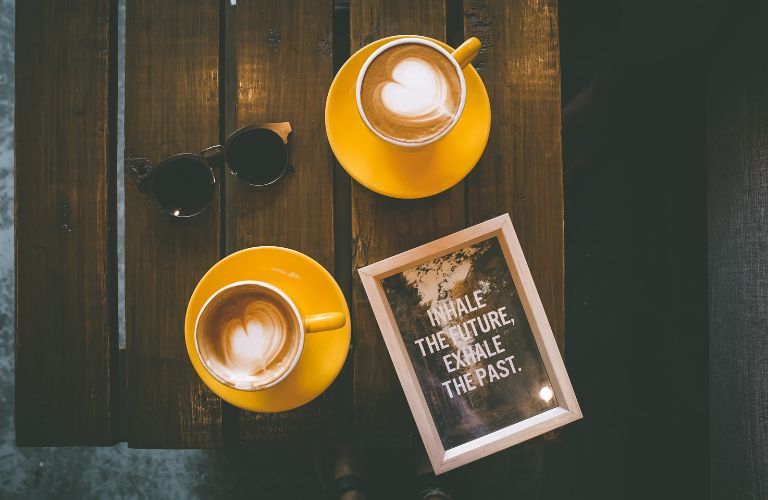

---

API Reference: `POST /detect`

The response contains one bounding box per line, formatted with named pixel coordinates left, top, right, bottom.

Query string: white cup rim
left=355, top=36, right=467, bottom=148
left=193, top=280, right=305, bottom=391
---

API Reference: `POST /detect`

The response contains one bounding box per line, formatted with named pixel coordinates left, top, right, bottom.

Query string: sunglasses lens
left=226, top=129, right=287, bottom=186
left=153, top=157, right=215, bottom=217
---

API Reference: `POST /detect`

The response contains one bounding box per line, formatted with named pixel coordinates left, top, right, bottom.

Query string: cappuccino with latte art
left=357, top=39, right=468, bottom=147
left=359, top=43, right=462, bottom=145
left=195, top=282, right=303, bottom=390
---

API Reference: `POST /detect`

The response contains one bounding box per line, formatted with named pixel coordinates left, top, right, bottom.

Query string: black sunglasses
left=135, top=122, right=292, bottom=218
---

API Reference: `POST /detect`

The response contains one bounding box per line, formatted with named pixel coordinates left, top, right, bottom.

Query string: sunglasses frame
left=204, top=122, right=293, bottom=189
left=137, top=122, right=293, bottom=218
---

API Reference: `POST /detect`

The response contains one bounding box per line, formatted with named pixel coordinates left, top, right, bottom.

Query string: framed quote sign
left=358, top=214, right=581, bottom=473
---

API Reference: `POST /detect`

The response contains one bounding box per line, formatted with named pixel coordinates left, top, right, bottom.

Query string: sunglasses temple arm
left=125, top=156, right=154, bottom=194
left=286, top=163, right=294, bottom=172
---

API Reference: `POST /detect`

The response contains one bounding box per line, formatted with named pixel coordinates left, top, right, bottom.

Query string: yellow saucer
left=185, top=246, right=351, bottom=412
left=326, top=35, right=491, bottom=199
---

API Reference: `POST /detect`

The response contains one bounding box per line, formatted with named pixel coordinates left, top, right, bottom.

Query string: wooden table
left=15, top=0, right=563, bottom=449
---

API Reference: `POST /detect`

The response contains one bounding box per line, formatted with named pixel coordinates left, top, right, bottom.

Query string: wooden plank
left=464, top=0, right=564, bottom=349
left=350, top=0, right=466, bottom=447
left=15, top=0, right=119, bottom=446
left=231, top=0, right=337, bottom=443
left=432, top=0, right=564, bottom=494
left=456, top=0, right=565, bottom=494
left=124, top=0, right=222, bottom=448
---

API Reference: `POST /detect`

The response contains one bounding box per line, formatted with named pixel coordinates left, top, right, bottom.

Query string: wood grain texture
left=231, top=0, right=336, bottom=443
left=464, top=0, right=564, bottom=350
left=350, top=0, right=466, bottom=447
left=15, top=0, right=119, bottom=446
left=436, top=0, right=564, bottom=491
left=124, top=0, right=222, bottom=448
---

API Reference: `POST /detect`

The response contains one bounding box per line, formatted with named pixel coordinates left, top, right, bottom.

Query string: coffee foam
left=197, top=286, right=301, bottom=389
left=360, top=43, right=462, bottom=144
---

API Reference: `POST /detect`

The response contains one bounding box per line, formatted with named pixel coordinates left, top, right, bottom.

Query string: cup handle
left=451, top=37, right=481, bottom=69
left=304, top=312, right=346, bottom=333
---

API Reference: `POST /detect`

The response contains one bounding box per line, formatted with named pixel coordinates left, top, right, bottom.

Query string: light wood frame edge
left=358, top=214, right=581, bottom=474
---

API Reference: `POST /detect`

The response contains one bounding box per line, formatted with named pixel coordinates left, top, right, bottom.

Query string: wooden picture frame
left=358, top=214, right=582, bottom=473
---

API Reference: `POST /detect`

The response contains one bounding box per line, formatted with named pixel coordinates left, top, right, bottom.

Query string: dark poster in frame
left=359, top=214, right=581, bottom=473
left=381, top=237, right=558, bottom=449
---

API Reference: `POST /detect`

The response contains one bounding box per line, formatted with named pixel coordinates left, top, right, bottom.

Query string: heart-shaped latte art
left=220, top=301, right=288, bottom=376
left=379, top=57, right=451, bottom=120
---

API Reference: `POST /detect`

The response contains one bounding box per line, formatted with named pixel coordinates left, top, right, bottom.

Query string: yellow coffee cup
left=355, top=36, right=481, bottom=147
left=194, top=280, right=346, bottom=391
